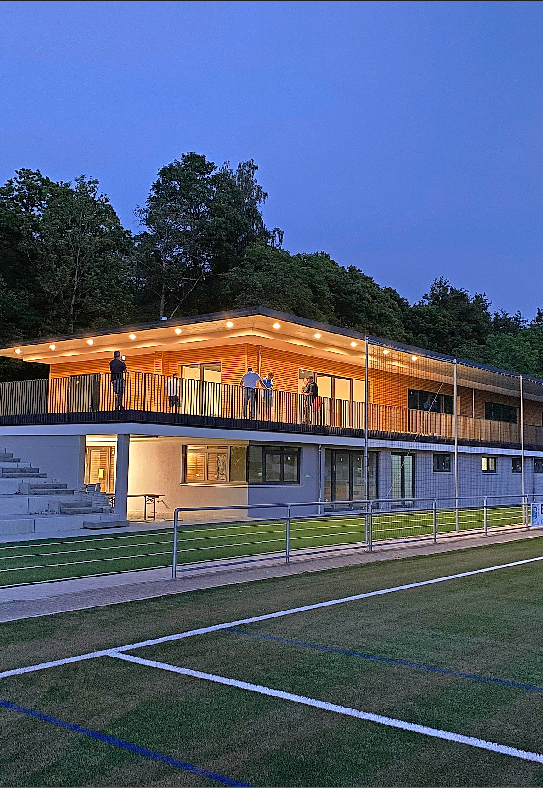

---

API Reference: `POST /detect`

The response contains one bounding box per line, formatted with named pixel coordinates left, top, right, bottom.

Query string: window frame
left=484, top=401, right=517, bottom=424
left=534, top=458, right=543, bottom=474
left=408, top=389, right=453, bottom=415
left=182, top=445, right=247, bottom=485
left=481, top=456, right=497, bottom=474
left=433, top=453, right=452, bottom=473
left=247, top=445, right=301, bottom=485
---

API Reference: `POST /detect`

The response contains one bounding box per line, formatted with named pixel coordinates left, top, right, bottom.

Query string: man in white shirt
left=240, top=367, right=264, bottom=419
left=166, top=372, right=180, bottom=410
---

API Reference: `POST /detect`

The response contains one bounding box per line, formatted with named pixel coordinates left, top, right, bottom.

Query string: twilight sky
left=1, top=1, right=543, bottom=317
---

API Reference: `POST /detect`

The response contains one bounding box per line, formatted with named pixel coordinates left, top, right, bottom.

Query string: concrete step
left=0, top=461, right=31, bottom=469
left=83, top=519, right=130, bottom=530
left=29, top=483, right=69, bottom=491
left=59, top=506, right=109, bottom=515
left=0, top=512, right=129, bottom=535
left=0, top=454, right=20, bottom=462
left=28, top=489, right=74, bottom=496
left=1, top=470, right=46, bottom=478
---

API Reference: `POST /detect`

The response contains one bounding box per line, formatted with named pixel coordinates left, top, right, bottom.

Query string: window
left=535, top=458, right=543, bottom=474
left=181, top=362, right=221, bottom=383
left=298, top=370, right=366, bottom=401
left=485, top=402, right=517, bottom=424
left=247, top=445, right=300, bottom=484
left=408, top=389, right=453, bottom=414
left=433, top=453, right=451, bottom=472
left=482, top=456, right=497, bottom=473
left=511, top=457, right=522, bottom=474
left=184, top=445, right=247, bottom=483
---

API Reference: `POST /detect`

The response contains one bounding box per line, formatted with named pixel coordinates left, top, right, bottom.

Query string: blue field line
left=227, top=628, right=543, bottom=694
left=0, top=699, right=249, bottom=787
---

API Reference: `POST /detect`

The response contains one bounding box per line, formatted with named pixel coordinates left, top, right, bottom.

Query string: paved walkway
left=1, top=526, right=541, bottom=623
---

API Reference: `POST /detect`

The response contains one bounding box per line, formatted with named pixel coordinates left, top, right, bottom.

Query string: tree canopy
left=1, top=154, right=543, bottom=381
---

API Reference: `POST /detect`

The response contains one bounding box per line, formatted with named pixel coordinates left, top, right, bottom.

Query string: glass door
left=391, top=453, right=415, bottom=503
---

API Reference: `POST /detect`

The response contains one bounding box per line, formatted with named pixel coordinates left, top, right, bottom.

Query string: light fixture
left=226, top=321, right=234, bottom=328
left=128, top=333, right=136, bottom=340
left=272, top=322, right=281, bottom=330
left=175, top=328, right=182, bottom=335
left=314, top=333, right=321, bottom=339
left=49, top=344, right=56, bottom=351
left=383, top=349, right=390, bottom=355
left=14, top=348, right=21, bottom=355
left=411, top=355, right=418, bottom=362
left=350, top=341, right=357, bottom=347
left=86, top=339, right=94, bottom=346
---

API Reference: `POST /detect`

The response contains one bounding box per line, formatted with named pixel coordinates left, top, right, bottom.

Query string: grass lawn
left=0, top=505, right=528, bottom=587
left=2, top=538, right=543, bottom=785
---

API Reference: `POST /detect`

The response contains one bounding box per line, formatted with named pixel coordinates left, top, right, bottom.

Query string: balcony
left=0, top=372, right=540, bottom=450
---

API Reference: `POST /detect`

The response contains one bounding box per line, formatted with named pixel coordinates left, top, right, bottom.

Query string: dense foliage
left=0, top=155, right=542, bottom=380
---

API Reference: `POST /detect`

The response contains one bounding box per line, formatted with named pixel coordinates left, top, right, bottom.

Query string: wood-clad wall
left=49, top=341, right=543, bottom=427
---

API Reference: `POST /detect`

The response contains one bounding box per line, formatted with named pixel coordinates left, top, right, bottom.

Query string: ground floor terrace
left=1, top=423, right=543, bottom=529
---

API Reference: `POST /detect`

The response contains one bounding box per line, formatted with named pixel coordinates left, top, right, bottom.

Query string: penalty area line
left=2, top=553, right=543, bottom=681
left=109, top=651, right=543, bottom=767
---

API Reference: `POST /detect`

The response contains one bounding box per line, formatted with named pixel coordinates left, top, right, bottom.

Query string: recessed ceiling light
left=86, top=339, right=94, bottom=346
left=14, top=348, right=21, bottom=355
left=175, top=328, right=182, bottom=335
left=314, top=333, right=321, bottom=339
left=272, top=322, right=281, bottom=330
left=49, top=344, right=56, bottom=351
left=226, top=321, right=234, bottom=328
left=129, top=333, right=136, bottom=340
left=411, top=355, right=418, bottom=361
left=350, top=341, right=357, bottom=347
left=383, top=349, right=390, bottom=355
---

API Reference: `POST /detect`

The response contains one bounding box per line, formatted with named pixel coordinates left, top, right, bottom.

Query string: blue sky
left=1, top=1, right=542, bottom=316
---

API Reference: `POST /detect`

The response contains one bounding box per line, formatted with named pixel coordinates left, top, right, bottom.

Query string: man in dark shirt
left=109, top=351, right=127, bottom=410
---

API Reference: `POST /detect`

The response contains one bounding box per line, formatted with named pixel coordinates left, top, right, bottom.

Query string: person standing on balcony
left=262, top=372, right=274, bottom=419
left=302, top=376, right=319, bottom=423
left=110, top=351, right=127, bottom=410
left=167, top=372, right=180, bottom=411
left=240, top=366, right=264, bottom=419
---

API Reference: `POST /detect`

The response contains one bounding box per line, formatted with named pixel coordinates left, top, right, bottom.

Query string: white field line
left=110, top=651, right=543, bottom=766
left=2, top=553, right=543, bottom=681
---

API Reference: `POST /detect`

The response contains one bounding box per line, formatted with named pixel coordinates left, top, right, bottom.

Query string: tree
left=0, top=169, right=134, bottom=336
left=135, top=154, right=276, bottom=320
left=408, top=277, right=492, bottom=355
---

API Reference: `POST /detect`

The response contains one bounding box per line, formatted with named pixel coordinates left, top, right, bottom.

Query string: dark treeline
left=1, top=153, right=542, bottom=381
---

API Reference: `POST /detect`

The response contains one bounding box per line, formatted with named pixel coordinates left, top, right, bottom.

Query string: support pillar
left=364, top=337, right=370, bottom=502
left=454, top=359, right=459, bottom=531
left=114, top=434, right=130, bottom=519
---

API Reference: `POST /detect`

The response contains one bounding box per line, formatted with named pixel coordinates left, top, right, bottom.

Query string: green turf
left=0, top=505, right=529, bottom=587
left=3, top=539, right=543, bottom=785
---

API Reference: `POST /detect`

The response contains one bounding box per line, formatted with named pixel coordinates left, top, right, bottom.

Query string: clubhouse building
left=0, top=307, right=542, bottom=533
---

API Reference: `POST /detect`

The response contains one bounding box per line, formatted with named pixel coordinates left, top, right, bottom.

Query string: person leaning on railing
left=110, top=351, right=127, bottom=410
left=166, top=372, right=181, bottom=411
left=240, top=367, right=264, bottom=420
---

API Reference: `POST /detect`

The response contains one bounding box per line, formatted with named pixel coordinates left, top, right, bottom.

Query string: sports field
left=3, top=538, right=543, bottom=786
left=0, top=504, right=526, bottom=587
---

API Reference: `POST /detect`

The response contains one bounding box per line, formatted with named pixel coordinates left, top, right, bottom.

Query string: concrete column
left=114, top=434, right=130, bottom=519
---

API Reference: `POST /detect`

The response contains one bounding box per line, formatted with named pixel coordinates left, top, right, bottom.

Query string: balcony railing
left=0, top=372, right=540, bottom=448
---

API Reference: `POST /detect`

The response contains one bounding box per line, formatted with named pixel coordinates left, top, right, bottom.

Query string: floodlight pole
left=520, top=374, right=526, bottom=524
left=454, top=359, right=459, bottom=532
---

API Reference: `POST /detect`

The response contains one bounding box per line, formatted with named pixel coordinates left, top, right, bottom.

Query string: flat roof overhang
left=2, top=306, right=543, bottom=400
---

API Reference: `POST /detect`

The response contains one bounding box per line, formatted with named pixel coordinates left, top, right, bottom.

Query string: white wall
left=127, top=437, right=248, bottom=520
left=0, top=435, right=85, bottom=490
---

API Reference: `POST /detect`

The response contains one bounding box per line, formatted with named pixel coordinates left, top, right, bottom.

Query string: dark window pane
left=283, top=452, right=299, bottom=482
left=264, top=452, right=282, bottom=483
left=433, top=454, right=451, bottom=472
left=511, top=457, right=522, bottom=473
left=535, top=458, right=543, bottom=473
left=247, top=446, right=263, bottom=483
left=229, top=446, right=247, bottom=482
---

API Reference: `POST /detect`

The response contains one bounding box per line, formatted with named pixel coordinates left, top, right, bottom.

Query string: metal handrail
left=171, top=494, right=532, bottom=578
